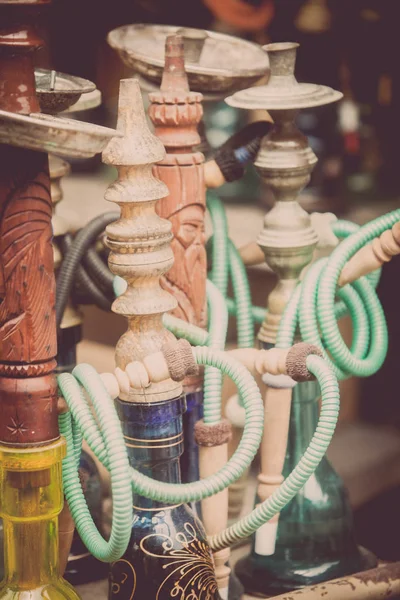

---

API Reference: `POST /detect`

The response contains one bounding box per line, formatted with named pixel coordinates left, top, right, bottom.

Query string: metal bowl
left=35, top=69, right=96, bottom=114
left=107, top=24, right=269, bottom=94
left=0, top=110, right=120, bottom=159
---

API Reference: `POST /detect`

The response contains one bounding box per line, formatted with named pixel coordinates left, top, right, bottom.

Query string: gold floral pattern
left=110, top=559, right=137, bottom=600
left=140, top=522, right=219, bottom=600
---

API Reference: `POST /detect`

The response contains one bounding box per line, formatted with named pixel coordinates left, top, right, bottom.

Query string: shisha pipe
left=222, top=41, right=375, bottom=595
left=0, top=1, right=118, bottom=599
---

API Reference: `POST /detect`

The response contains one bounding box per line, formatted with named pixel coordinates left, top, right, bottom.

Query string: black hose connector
left=213, top=121, right=272, bottom=182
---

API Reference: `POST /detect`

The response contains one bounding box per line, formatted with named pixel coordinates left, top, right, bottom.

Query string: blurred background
left=34, top=0, right=400, bottom=565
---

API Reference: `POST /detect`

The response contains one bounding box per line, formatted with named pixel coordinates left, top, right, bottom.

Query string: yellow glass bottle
left=0, top=439, right=80, bottom=600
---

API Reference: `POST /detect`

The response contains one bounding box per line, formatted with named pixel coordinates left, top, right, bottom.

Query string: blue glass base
left=110, top=396, right=221, bottom=600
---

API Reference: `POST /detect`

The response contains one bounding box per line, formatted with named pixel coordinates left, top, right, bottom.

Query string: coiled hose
left=276, top=209, right=400, bottom=381
left=58, top=347, right=339, bottom=555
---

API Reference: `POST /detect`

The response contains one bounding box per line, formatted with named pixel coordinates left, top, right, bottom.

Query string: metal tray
left=0, top=110, right=120, bottom=158
left=107, top=24, right=269, bottom=95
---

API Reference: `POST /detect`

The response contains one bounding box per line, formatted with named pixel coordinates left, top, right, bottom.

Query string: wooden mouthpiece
left=339, top=221, right=400, bottom=287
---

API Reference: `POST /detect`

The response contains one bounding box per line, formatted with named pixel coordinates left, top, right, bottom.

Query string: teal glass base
left=235, top=380, right=377, bottom=596
left=235, top=544, right=376, bottom=597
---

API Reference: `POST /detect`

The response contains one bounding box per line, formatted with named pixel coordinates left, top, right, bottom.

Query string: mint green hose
left=58, top=370, right=133, bottom=563
left=207, top=191, right=255, bottom=348
left=210, top=353, right=339, bottom=550
left=203, top=280, right=229, bottom=424
left=58, top=347, right=262, bottom=561
left=277, top=210, right=400, bottom=382
left=58, top=347, right=339, bottom=553
left=207, top=191, right=230, bottom=295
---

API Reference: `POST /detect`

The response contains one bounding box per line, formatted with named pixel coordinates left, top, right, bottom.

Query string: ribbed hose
left=58, top=349, right=339, bottom=554
left=228, top=241, right=255, bottom=347
left=203, top=280, right=229, bottom=424
left=207, top=192, right=255, bottom=348
left=276, top=210, right=400, bottom=382
left=58, top=367, right=133, bottom=562
left=226, top=298, right=265, bottom=324
left=61, top=234, right=112, bottom=314
left=56, top=212, right=118, bottom=328
left=207, top=192, right=230, bottom=295
left=209, top=354, right=339, bottom=550
left=83, top=246, right=114, bottom=290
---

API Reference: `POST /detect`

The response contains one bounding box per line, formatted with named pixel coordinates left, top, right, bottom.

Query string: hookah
left=223, top=41, right=378, bottom=595
left=59, top=23, right=271, bottom=524
left=33, top=51, right=110, bottom=586
left=0, top=0, right=119, bottom=598
left=48, top=96, right=109, bottom=583
left=1, top=8, right=400, bottom=600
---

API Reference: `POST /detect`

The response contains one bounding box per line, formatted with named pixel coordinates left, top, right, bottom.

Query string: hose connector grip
left=162, top=339, right=199, bottom=381
left=285, top=343, right=323, bottom=382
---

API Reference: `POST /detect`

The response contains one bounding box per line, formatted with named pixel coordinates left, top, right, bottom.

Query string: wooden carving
left=103, top=78, right=182, bottom=403
left=149, top=35, right=207, bottom=336
left=0, top=0, right=59, bottom=445
left=0, top=147, right=56, bottom=371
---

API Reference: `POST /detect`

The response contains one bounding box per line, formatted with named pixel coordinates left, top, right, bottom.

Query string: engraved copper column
left=0, top=0, right=59, bottom=446
left=149, top=34, right=206, bottom=395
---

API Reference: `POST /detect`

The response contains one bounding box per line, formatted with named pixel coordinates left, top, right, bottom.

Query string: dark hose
left=56, top=212, right=118, bottom=329
left=83, top=246, right=115, bottom=290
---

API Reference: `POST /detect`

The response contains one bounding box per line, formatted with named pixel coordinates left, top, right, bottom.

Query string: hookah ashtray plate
left=0, top=110, right=120, bottom=158
left=107, top=24, right=269, bottom=94
left=62, top=89, right=102, bottom=113
left=226, top=80, right=343, bottom=111
left=35, top=69, right=96, bottom=114
left=225, top=42, right=342, bottom=111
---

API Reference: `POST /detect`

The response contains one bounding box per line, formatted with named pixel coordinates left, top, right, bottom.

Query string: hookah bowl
left=107, top=24, right=269, bottom=96
left=225, top=42, right=375, bottom=596
left=107, top=23, right=270, bottom=157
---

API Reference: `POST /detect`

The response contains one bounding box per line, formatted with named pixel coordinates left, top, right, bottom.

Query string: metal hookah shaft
left=226, top=42, right=350, bottom=595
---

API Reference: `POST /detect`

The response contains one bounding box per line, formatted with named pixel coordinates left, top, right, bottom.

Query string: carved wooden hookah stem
left=149, top=34, right=207, bottom=393
left=0, top=0, right=59, bottom=446
left=149, top=35, right=233, bottom=596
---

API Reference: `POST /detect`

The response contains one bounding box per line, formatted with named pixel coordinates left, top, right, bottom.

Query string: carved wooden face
left=173, top=204, right=206, bottom=250
left=167, top=204, right=207, bottom=323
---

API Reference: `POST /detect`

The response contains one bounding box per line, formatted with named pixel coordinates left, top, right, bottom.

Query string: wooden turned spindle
left=196, top=419, right=232, bottom=600
left=102, top=78, right=182, bottom=402
left=339, top=221, right=400, bottom=287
